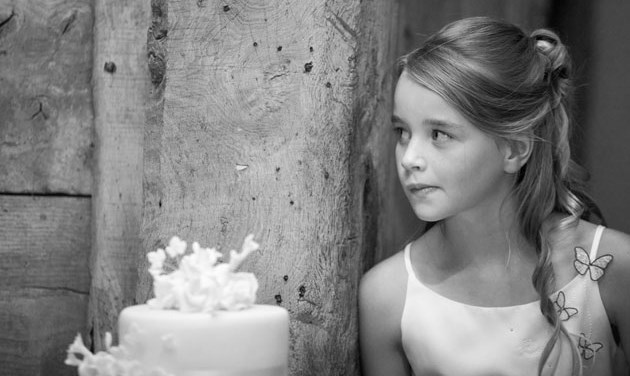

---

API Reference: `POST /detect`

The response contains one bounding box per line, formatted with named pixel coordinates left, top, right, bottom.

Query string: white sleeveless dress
left=401, top=225, right=619, bottom=375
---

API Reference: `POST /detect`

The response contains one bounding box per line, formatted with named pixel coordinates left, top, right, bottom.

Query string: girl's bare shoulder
left=360, top=247, right=409, bottom=316
left=554, top=219, right=630, bottom=324
left=594, top=223, right=630, bottom=318
left=573, top=219, right=630, bottom=276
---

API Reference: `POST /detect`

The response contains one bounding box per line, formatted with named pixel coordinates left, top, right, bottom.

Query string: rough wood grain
left=142, top=1, right=400, bottom=374
left=87, top=0, right=150, bottom=350
left=0, top=0, right=93, bottom=195
left=0, top=290, right=89, bottom=376
left=0, top=195, right=90, bottom=376
left=0, top=195, right=91, bottom=291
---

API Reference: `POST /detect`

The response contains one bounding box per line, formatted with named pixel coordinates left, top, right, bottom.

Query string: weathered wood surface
left=0, top=196, right=91, bottom=290
left=87, top=0, right=150, bottom=350
left=0, top=0, right=93, bottom=194
left=0, top=195, right=90, bottom=376
left=0, top=1, right=94, bottom=374
left=0, top=290, right=89, bottom=376
left=142, top=1, right=400, bottom=374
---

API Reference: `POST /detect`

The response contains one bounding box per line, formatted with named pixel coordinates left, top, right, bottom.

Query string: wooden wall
left=0, top=1, right=93, bottom=375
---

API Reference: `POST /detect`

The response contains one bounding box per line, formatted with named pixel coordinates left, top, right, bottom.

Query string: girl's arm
left=359, top=254, right=411, bottom=376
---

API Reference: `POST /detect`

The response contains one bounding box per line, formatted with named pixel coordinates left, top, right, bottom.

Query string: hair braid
left=523, top=29, right=584, bottom=375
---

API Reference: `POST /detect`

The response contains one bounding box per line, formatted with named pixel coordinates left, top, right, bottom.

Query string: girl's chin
left=411, top=208, right=447, bottom=223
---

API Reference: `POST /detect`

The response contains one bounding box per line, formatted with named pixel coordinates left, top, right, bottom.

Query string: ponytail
left=517, top=29, right=586, bottom=375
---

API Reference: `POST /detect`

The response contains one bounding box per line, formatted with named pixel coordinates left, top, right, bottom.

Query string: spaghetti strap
left=589, top=225, right=606, bottom=259
left=403, top=243, right=416, bottom=278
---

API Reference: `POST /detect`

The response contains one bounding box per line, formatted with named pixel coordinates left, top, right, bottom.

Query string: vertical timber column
left=89, top=0, right=150, bottom=349
left=142, top=0, right=399, bottom=374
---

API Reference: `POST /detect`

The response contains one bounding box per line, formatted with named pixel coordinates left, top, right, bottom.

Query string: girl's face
left=393, top=71, right=515, bottom=223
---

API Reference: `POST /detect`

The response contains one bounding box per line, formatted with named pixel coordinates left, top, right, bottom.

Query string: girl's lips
left=407, top=183, right=435, bottom=190
left=406, top=184, right=439, bottom=194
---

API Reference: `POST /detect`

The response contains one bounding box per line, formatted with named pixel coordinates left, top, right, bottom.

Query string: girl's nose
left=400, top=146, right=427, bottom=171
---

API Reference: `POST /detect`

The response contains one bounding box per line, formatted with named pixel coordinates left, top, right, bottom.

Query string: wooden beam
left=142, top=1, right=400, bottom=374
left=88, top=0, right=150, bottom=350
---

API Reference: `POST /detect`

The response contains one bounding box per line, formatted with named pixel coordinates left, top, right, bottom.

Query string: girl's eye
left=431, top=129, right=451, bottom=142
left=394, top=127, right=411, bottom=143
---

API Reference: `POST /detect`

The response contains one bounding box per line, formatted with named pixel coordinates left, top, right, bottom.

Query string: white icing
left=161, top=334, right=177, bottom=353
left=118, top=304, right=289, bottom=374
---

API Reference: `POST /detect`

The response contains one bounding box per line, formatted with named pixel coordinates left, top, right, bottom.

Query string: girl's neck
left=433, top=205, right=535, bottom=270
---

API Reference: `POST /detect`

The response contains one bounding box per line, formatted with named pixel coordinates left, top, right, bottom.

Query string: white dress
left=401, top=226, right=619, bottom=375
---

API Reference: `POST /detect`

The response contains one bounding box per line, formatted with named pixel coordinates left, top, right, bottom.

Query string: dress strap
left=589, top=225, right=606, bottom=259
left=403, top=243, right=416, bottom=278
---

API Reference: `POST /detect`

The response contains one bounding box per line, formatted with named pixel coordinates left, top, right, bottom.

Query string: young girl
left=359, top=17, right=630, bottom=376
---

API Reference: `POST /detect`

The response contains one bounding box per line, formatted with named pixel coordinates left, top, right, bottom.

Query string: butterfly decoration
left=553, top=291, right=578, bottom=321
left=573, top=247, right=613, bottom=281
left=577, top=333, right=603, bottom=360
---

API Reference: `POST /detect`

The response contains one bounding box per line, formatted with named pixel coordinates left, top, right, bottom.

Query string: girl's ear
left=500, top=137, right=533, bottom=174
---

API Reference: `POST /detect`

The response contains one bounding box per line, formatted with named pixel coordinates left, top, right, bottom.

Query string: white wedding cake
left=66, top=235, right=289, bottom=376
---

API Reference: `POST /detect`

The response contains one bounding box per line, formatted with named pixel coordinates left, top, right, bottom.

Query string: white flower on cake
left=220, top=272, right=258, bottom=310
left=146, top=234, right=260, bottom=312
left=65, top=331, right=172, bottom=376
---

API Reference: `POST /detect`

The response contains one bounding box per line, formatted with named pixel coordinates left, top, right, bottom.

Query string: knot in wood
left=103, top=61, right=117, bottom=74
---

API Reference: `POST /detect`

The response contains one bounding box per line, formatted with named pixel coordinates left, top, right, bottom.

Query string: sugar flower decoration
left=65, top=331, right=172, bottom=376
left=146, top=234, right=260, bottom=313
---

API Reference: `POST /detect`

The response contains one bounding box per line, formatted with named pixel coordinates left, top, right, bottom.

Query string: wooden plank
left=142, top=1, right=399, bottom=374
left=0, top=195, right=90, bottom=376
left=0, top=290, right=88, bottom=376
left=0, top=0, right=93, bottom=195
left=0, top=195, right=91, bottom=291
left=87, top=0, right=150, bottom=350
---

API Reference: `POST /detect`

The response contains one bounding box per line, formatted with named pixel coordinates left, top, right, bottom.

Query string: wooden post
left=88, top=0, right=150, bottom=350
left=142, top=1, right=400, bottom=374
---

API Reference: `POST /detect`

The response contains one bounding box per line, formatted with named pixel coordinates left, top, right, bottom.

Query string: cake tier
left=118, top=304, right=289, bottom=375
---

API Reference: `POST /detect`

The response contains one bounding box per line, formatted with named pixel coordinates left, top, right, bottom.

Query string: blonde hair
left=398, top=17, right=599, bottom=375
